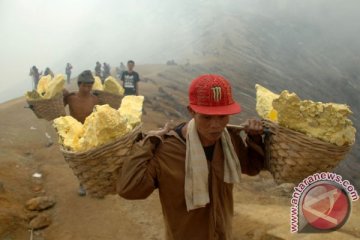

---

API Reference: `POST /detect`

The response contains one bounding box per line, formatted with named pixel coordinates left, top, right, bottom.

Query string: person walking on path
left=44, top=67, right=54, bottom=78
left=117, top=74, right=265, bottom=240
left=29, top=65, right=41, bottom=89
left=65, top=63, right=73, bottom=84
left=102, top=62, right=111, bottom=81
left=63, top=70, right=99, bottom=196
left=95, top=61, right=102, bottom=80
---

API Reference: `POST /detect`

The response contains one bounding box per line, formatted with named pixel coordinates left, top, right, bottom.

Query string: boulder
left=25, top=196, right=56, bottom=211
left=29, top=213, right=52, bottom=230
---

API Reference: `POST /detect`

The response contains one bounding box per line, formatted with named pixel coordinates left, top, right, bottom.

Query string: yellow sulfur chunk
left=103, top=76, right=124, bottom=96
left=53, top=116, right=84, bottom=151
left=255, top=84, right=279, bottom=121
left=268, top=109, right=278, bottom=122
left=92, top=76, right=104, bottom=91
left=43, top=74, right=65, bottom=99
left=118, top=96, right=144, bottom=127
left=27, top=74, right=64, bottom=100
left=25, top=90, right=42, bottom=101
left=255, top=84, right=356, bottom=146
left=272, top=90, right=356, bottom=146
left=36, top=75, right=52, bottom=96
left=79, top=104, right=130, bottom=151
left=53, top=97, right=145, bottom=152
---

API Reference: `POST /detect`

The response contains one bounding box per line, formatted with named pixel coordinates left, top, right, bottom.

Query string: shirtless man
left=63, top=70, right=98, bottom=196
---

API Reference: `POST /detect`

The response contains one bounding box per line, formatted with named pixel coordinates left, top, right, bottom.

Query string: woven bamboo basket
left=60, top=124, right=142, bottom=198
left=93, top=90, right=122, bottom=109
left=263, top=119, right=352, bottom=184
left=27, top=93, right=66, bottom=121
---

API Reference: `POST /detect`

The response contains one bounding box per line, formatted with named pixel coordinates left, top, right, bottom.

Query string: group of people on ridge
left=94, top=62, right=111, bottom=82
left=30, top=63, right=73, bottom=88
left=30, top=60, right=139, bottom=95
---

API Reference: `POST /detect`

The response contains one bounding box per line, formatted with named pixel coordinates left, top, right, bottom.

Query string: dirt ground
left=0, top=67, right=359, bottom=240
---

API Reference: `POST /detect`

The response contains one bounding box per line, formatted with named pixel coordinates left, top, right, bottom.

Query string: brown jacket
left=117, top=126, right=265, bottom=240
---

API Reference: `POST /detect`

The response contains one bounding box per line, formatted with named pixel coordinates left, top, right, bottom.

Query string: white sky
left=0, top=0, right=202, bottom=102
left=0, top=0, right=358, bottom=102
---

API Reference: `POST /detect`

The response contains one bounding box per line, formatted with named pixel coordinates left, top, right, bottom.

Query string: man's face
left=78, top=82, right=93, bottom=93
left=190, top=108, right=230, bottom=145
left=127, top=63, right=134, bottom=71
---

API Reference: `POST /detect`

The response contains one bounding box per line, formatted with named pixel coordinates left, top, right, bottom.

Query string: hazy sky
left=0, top=0, right=359, bottom=103
left=0, top=0, right=202, bottom=102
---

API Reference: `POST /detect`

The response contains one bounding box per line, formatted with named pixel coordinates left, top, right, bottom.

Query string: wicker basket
left=60, top=124, right=142, bottom=198
left=263, top=119, right=352, bottom=184
left=94, top=90, right=122, bottom=109
left=27, top=93, right=66, bottom=121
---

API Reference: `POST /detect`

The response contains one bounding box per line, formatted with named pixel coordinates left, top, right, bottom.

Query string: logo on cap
left=188, top=74, right=241, bottom=115
left=212, top=86, right=222, bottom=102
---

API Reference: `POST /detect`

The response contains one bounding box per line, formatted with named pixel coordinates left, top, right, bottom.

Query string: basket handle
left=227, top=121, right=273, bottom=171
left=226, top=122, right=272, bottom=135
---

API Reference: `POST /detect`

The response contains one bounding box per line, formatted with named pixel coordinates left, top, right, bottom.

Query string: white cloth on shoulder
left=184, top=118, right=241, bottom=211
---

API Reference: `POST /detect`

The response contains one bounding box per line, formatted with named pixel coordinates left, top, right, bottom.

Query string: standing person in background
left=102, top=62, right=111, bottom=81
left=95, top=61, right=102, bottom=80
left=120, top=60, right=140, bottom=96
left=29, top=65, right=41, bottom=89
left=65, top=63, right=73, bottom=84
left=119, top=62, right=126, bottom=77
left=120, top=62, right=126, bottom=71
left=115, top=67, right=121, bottom=79
left=63, top=70, right=99, bottom=196
left=44, top=67, right=54, bottom=78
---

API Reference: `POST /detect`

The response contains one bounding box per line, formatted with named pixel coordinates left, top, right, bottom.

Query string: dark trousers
left=124, top=88, right=137, bottom=96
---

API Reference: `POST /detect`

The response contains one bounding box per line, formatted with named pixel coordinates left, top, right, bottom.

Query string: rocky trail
left=1, top=64, right=359, bottom=239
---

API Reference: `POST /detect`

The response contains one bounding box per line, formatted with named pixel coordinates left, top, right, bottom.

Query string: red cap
left=189, top=74, right=241, bottom=115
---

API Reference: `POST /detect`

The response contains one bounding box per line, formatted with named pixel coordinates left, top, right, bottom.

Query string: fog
left=0, top=0, right=359, bottom=103
left=0, top=0, right=200, bottom=102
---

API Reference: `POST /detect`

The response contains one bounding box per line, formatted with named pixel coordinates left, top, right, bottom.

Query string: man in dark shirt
left=120, top=60, right=140, bottom=96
